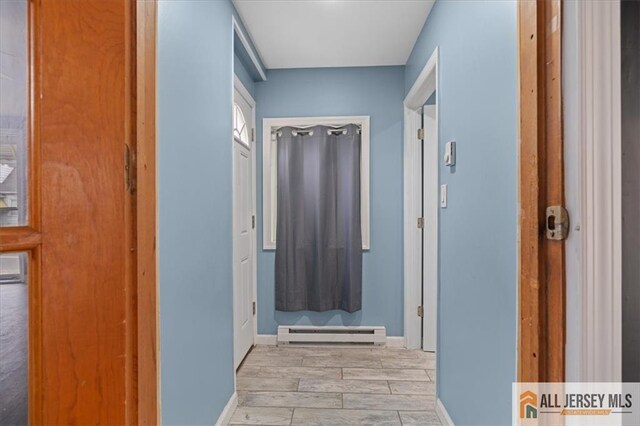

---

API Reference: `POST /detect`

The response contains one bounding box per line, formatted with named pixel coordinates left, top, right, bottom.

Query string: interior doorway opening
left=404, top=47, right=439, bottom=353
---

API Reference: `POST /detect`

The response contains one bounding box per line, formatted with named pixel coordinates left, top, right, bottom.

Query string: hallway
left=230, top=345, right=439, bottom=425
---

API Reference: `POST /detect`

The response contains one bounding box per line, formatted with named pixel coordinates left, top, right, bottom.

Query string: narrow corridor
left=231, top=345, right=439, bottom=425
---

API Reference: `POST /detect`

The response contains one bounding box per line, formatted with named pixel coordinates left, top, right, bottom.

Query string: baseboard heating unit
left=277, top=325, right=386, bottom=345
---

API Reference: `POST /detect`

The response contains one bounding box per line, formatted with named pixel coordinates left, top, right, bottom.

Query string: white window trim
left=262, top=116, right=370, bottom=250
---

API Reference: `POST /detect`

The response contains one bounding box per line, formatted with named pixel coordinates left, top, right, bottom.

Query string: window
left=233, top=102, right=249, bottom=146
left=0, top=2, right=30, bottom=423
left=0, top=252, right=28, bottom=425
left=0, top=0, right=28, bottom=226
left=262, top=116, right=370, bottom=250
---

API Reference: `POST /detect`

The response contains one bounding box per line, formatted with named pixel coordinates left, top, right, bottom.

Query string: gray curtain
left=275, top=124, right=362, bottom=313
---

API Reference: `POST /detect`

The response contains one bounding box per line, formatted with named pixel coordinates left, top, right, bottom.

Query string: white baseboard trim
left=255, top=334, right=406, bottom=348
left=436, top=398, right=455, bottom=426
left=386, top=336, right=406, bottom=347
left=215, top=391, right=237, bottom=426
left=255, top=334, right=277, bottom=345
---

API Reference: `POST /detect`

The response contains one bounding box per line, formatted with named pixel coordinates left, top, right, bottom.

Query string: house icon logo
left=520, top=391, right=538, bottom=419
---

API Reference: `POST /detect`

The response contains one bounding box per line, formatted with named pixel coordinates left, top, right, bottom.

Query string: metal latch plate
left=546, top=206, right=569, bottom=240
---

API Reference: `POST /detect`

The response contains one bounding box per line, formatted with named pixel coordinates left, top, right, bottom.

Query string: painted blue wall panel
left=235, top=53, right=256, bottom=96
left=232, top=7, right=267, bottom=78
left=255, top=66, right=405, bottom=336
left=158, top=0, right=235, bottom=423
left=405, top=1, right=518, bottom=425
left=234, top=33, right=264, bottom=83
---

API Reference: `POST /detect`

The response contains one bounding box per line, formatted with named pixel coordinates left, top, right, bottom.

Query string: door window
left=0, top=253, right=28, bottom=425
left=233, top=103, right=249, bottom=146
left=0, top=1, right=35, bottom=423
left=0, top=0, right=29, bottom=226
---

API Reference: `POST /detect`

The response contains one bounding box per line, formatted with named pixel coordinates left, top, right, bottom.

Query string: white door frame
left=564, top=0, right=622, bottom=382
left=403, top=47, right=439, bottom=350
left=233, top=75, right=258, bottom=361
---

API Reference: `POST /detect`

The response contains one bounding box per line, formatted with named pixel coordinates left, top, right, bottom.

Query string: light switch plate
left=440, top=184, right=448, bottom=208
left=444, top=141, right=456, bottom=166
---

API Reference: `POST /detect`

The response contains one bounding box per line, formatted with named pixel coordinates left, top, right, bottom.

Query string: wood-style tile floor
left=230, top=345, right=439, bottom=426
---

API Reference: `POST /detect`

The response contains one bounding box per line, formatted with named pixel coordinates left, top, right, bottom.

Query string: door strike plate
left=546, top=206, right=569, bottom=240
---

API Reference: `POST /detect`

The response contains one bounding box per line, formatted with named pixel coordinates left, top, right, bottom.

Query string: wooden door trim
left=136, top=0, right=159, bottom=423
left=0, top=227, right=41, bottom=252
left=1, top=1, right=159, bottom=423
left=518, top=0, right=566, bottom=383
left=0, top=1, right=46, bottom=423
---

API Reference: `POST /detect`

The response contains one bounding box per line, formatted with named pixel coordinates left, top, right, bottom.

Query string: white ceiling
left=233, top=0, right=435, bottom=69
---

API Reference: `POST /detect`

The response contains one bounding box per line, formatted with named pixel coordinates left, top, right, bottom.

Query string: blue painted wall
left=158, top=0, right=236, bottom=423
left=255, top=66, right=405, bottom=336
left=405, top=1, right=518, bottom=425
left=234, top=53, right=256, bottom=96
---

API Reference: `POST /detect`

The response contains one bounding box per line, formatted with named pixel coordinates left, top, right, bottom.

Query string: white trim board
left=232, top=16, right=266, bottom=81
left=422, top=104, right=438, bottom=353
left=386, top=336, right=406, bottom=348
left=255, top=334, right=278, bottom=345
left=564, top=0, right=622, bottom=382
left=405, top=47, right=439, bottom=110
left=403, top=47, right=439, bottom=350
left=215, top=392, right=238, bottom=426
left=436, top=398, right=455, bottom=426
left=262, top=116, right=371, bottom=250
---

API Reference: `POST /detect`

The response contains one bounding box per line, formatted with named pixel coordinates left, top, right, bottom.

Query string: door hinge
left=417, top=128, right=424, bottom=140
left=253, top=301, right=256, bottom=315
left=545, top=205, right=569, bottom=240
left=417, top=305, right=424, bottom=318
left=417, top=217, right=424, bottom=229
left=251, top=128, right=255, bottom=142
left=124, top=144, right=136, bottom=193
left=252, top=215, right=256, bottom=229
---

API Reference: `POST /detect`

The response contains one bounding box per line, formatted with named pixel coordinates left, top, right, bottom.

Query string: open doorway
left=404, top=47, right=439, bottom=353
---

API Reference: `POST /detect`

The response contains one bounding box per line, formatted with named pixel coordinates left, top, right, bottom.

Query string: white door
left=233, top=86, right=255, bottom=369
left=422, top=104, right=438, bottom=352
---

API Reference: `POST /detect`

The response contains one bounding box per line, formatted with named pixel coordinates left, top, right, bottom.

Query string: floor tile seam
left=238, top=403, right=431, bottom=412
